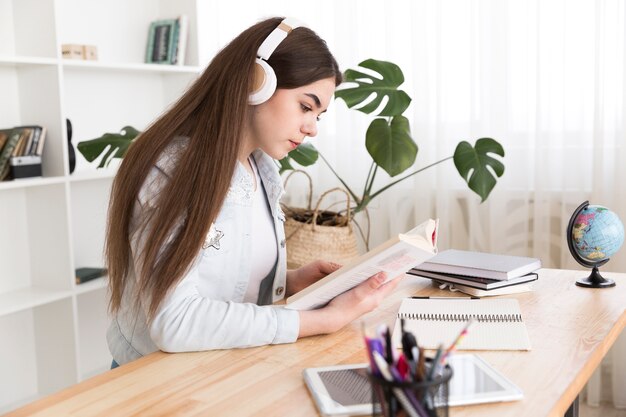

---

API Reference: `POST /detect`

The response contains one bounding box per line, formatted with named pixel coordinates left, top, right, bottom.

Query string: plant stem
left=365, top=165, right=378, bottom=197
left=353, top=165, right=378, bottom=213
left=318, top=153, right=360, bottom=203
left=362, top=161, right=375, bottom=200
left=367, top=156, right=453, bottom=202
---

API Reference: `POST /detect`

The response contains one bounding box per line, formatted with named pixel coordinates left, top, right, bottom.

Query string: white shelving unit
left=0, top=0, right=201, bottom=412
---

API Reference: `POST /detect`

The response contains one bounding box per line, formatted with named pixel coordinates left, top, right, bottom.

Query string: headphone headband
left=257, top=17, right=304, bottom=60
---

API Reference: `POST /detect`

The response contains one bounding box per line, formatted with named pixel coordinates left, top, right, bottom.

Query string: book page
left=285, top=219, right=438, bottom=311
left=391, top=298, right=531, bottom=350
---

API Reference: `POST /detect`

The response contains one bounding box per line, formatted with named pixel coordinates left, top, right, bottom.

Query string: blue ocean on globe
left=572, top=205, right=625, bottom=263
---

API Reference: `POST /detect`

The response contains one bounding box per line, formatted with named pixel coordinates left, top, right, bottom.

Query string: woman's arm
left=297, top=272, right=402, bottom=337
left=287, top=261, right=403, bottom=337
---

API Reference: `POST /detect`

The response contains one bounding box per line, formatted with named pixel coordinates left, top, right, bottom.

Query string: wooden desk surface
left=7, top=268, right=626, bottom=417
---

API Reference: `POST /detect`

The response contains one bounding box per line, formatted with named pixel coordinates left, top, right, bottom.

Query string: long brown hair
left=106, top=17, right=342, bottom=319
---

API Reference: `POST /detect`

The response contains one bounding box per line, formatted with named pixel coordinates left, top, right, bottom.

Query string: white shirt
left=107, top=139, right=298, bottom=365
left=243, top=157, right=278, bottom=303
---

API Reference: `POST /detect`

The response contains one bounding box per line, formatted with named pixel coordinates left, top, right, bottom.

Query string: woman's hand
left=298, top=271, right=404, bottom=337
left=286, top=260, right=342, bottom=297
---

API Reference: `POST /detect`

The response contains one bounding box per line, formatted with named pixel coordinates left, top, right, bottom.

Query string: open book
left=285, top=218, right=438, bottom=310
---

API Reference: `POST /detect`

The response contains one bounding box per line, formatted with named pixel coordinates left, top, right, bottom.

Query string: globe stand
left=576, top=266, right=615, bottom=288
left=567, top=200, right=622, bottom=289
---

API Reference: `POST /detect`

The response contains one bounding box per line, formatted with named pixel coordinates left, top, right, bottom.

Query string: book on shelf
left=173, top=15, right=189, bottom=65
left=432, top=278, right=537, bottom=297
left=414, top=249, right=541, bottom=281
left=0, top=126, right=46, bottom=181
left=0, top=129, right=9, bottom=151
left=145, top=18, right=178, bottom=64
left=35, top=126, right=47, bottom=156
left=11, top=128, right=30, bottom=157
left=285, top=219, right=439, bottom=310
left=409, top=269, right=539, bottom=290
left=75, top=267, right=108, bottom=285
left=0, top=129, right=22, bottom=180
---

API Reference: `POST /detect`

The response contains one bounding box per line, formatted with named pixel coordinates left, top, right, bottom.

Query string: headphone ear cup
left=248, top=58, right=277, bottom=105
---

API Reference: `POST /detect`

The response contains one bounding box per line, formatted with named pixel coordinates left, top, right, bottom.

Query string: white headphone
left=248, top=18, right=304, bottom=105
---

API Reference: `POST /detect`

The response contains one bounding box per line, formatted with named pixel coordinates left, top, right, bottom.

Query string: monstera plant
left=280, top=58, right=505, bottom=215
left=77, top=126, right=140, bottom=168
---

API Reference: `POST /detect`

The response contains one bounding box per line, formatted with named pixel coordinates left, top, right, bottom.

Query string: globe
left=567, top=201, right=625, bottom=288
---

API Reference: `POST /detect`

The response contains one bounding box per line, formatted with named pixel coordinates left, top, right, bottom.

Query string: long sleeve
left=148, top=271, right=299, bottom=351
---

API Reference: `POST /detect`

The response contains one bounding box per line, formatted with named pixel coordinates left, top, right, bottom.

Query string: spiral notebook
left=392, top=298, right=532, bottom=351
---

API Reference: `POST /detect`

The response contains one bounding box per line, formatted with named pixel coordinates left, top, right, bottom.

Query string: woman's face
left=247, top=77, right=336, bottom=160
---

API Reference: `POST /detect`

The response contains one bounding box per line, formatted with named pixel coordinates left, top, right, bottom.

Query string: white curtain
left=199, top=0, right=626, bottom=408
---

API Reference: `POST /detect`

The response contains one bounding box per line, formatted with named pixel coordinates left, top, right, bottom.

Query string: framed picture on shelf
left=145, top=19, right=178, bottom=64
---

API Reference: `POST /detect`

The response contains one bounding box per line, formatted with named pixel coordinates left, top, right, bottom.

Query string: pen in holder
left=368, top=358, right=453, bottom=417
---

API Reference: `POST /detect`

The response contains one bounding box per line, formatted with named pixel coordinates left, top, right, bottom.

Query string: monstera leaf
left=454, top=138, right=505, bottom=202
left=335, top=59, right=411, bottom=116
left=366, top=115, right=417, bottom=177
left=278, top=142, right=319, bottom=174
left=77, top=126, right=140, bottom=168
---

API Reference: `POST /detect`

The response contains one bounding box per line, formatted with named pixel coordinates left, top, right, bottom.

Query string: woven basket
left=282, top=171, right=359, bottom=269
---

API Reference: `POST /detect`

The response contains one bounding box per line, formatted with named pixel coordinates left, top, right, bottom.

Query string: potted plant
left=279, top=59, right=504, bottom=262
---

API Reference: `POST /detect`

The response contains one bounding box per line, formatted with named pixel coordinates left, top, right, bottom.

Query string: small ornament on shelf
left=61, top=44, right=98, bottom=61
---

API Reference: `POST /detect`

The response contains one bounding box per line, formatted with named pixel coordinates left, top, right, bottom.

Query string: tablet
left=303, top=354, right=523, bottom=416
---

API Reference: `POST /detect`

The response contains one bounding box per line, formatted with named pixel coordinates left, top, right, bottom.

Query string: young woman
left=106, top=17, right=402, bottom=367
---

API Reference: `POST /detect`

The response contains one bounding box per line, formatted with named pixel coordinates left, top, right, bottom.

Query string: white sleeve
left=148, top=267, right=300, bottom=352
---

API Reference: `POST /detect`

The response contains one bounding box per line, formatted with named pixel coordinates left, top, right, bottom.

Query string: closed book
left=409, top=269, right=538, bottom=290
left=75, top=267, right=107, bottom=284
left=173, top=15, right=189, bottom=65
left=35, top=126, right=47, bottom=156
left=432, top=279, right=537, bottom=297
left=415, top=249, right=541, bottom=281
left=0, top=130, right=9, bottom=151
left=0, top=129, right=10, bottom=154
left=146, top=19, right=177, bottom=64
left=0, top=129, right=23, bottom=180
left=21, top=125, right=42, bottom=155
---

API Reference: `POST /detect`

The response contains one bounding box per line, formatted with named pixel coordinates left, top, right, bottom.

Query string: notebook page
left=392, top=298, right=531, bottom=351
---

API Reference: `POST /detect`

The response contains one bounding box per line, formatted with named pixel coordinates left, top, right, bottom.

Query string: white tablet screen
left=446, top=354, right=523, bottom=406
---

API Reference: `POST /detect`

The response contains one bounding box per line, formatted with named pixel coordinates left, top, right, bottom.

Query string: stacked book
left=409, top=249, right=542, bottom=297
left=0, top=126, right=46, bottom=180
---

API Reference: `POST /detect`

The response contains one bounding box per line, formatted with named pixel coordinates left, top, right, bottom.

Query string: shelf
left=62, top=60, right=202, bottom=74
left=0, top=56, right=58, bottom=67
left=0, top=176, right=66, bottom=191
left=0, top=287, right=73, bottom=317
left=74, top=277, right=108, bottom=295
left=69, top=169, right=117, bottom=183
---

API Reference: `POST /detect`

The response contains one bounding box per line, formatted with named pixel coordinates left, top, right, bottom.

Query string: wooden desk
left=7, top=269, right=626, bottom=417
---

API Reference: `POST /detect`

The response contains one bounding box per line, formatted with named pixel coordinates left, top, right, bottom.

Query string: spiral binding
left=398, top=313, right=523, bottom=322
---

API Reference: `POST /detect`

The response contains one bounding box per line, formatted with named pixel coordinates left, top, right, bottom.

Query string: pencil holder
left=368, top=359, right=452, bottom=417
